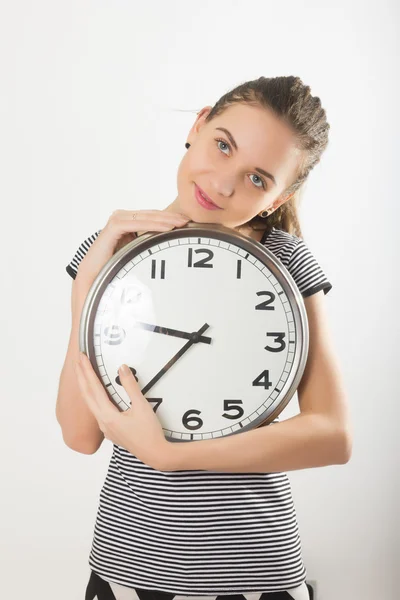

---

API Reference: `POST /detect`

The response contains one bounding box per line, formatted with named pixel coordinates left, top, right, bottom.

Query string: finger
left=122, top=210, right=190, bottom=223
left=132, top=221, right=185, bottom=232
left=112, top=219, right=188, bottom=239
left=118, top=364, right=144, bottom=399
left=118, top=213, right=190, bottom=228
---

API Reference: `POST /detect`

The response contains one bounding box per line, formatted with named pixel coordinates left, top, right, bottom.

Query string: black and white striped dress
left=66, top=226, right=331, bottom=600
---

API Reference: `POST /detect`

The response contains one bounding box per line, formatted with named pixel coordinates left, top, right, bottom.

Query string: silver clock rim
left=79, top=222, right=309, bottom=442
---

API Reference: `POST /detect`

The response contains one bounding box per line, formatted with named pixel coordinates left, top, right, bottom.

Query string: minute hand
left=141, top=323, right=210, bottom=396
left=135, top=322, right=211, bottom=344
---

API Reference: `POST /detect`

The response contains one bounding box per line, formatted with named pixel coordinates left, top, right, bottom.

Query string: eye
left=215, top=138, right=231, bottom=155
left=214, top=138, right=267, bottom=190
left=249, top=174, right=265, bottom=189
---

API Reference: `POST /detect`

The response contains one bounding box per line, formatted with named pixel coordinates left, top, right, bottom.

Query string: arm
left=164, top=290, right=353, bottom=473
left=55, top=279, right=105, bottom=454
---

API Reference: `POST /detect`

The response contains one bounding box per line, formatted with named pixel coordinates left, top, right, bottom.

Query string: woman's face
left=170, top=102, right=302, bottom=231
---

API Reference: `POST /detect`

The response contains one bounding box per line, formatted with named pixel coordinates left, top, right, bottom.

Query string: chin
left=177, top=186, right=223, bottom=225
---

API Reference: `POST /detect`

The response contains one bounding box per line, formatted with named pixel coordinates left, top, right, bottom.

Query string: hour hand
left=134, top=321, right=212, bottom=344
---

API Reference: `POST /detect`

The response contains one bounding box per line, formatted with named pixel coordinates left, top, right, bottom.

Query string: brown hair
left=203, top=76, right=330, bottom=239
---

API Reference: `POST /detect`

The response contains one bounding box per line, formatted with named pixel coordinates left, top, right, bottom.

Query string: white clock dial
left=81, top=226, right=308, bottom=442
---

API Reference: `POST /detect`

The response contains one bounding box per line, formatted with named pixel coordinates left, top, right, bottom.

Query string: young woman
left=57, top=75, right=352, bottom=600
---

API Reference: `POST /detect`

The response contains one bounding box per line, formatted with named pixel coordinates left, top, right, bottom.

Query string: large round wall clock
left=79, top=222, right=309, bottom=443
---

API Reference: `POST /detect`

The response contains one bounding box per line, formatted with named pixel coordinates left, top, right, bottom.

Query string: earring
left=258, top=193, right=294, bottom=218
left=185, top=142, right=191, bottom=149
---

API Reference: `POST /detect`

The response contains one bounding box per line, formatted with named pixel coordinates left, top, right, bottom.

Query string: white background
left=0, top=1, right=398, bottom=599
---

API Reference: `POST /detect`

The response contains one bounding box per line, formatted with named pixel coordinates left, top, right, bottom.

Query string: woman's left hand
left=75, top=352, right=174, bottom=470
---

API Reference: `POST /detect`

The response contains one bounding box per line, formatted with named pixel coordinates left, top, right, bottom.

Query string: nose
left=210, top=174, right=235, bottom=198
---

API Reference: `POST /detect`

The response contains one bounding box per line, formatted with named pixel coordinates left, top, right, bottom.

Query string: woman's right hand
left=74, top=209, right=190, bottom=291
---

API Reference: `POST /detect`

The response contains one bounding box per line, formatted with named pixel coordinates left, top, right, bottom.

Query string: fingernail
left=119, top=364, right=129, bottom=376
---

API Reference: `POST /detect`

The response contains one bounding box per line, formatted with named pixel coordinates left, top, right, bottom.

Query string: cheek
left=187, top=144, right=215, bottom=176
left=176, top=158, right=190, bottom=191
left=231, top=193, right=267, bottom=218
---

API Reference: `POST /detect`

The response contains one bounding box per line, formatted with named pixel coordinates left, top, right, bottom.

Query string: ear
left=271, top=191, right=295, bottom=213
left=186, top=105, right=213, bottom=145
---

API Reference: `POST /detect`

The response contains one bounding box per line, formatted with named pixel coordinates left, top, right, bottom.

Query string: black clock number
left=151, top=259, right=166, bottom=279
left=252, top=370, right=273, bottom=390
left=182, top=408, right=203, bottom=430
left=223, top=399, right=244, bottom=420
left=146, top=398, right=163, bottom=413
left=182, top=400, right=245, bottom=431
left=265, top=332, right=286, bottom=352
left=188, top=248, right=214, bottom=268
left=255, top=291, right=275, bottom=311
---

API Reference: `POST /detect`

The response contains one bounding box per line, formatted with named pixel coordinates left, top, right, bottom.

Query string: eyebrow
left=215, top=127, right=277, bottom=186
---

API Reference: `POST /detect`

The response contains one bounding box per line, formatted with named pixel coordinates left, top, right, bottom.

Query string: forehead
left=209, top=103, right=301, bottom=183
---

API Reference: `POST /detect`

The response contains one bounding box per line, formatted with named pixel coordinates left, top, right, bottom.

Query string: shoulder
left=262, top=227, right=303, bottom=265
left=263, top=227, right=333, bottom=298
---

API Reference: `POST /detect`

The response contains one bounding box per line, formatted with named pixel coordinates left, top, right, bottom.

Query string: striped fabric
left=65, top=229, right=102, bottom=281
left=66, top=226, right=331, bottom=596
left=259, top=228, right=332, bottom=297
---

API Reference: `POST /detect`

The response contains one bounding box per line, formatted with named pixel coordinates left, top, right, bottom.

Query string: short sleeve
left=286, top=238, right=333, bottom=298
left=66, top=229, right=102, bottom=280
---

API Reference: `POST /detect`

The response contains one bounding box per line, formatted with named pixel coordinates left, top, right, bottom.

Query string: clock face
left=82, top=226, right=308, bottom=442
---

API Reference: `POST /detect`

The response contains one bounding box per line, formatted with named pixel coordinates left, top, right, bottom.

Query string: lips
left=195, top=183, right=221, bottom=209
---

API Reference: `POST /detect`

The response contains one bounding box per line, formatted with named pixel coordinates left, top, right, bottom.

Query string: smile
left=194, top=184, right=223, bottom=210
